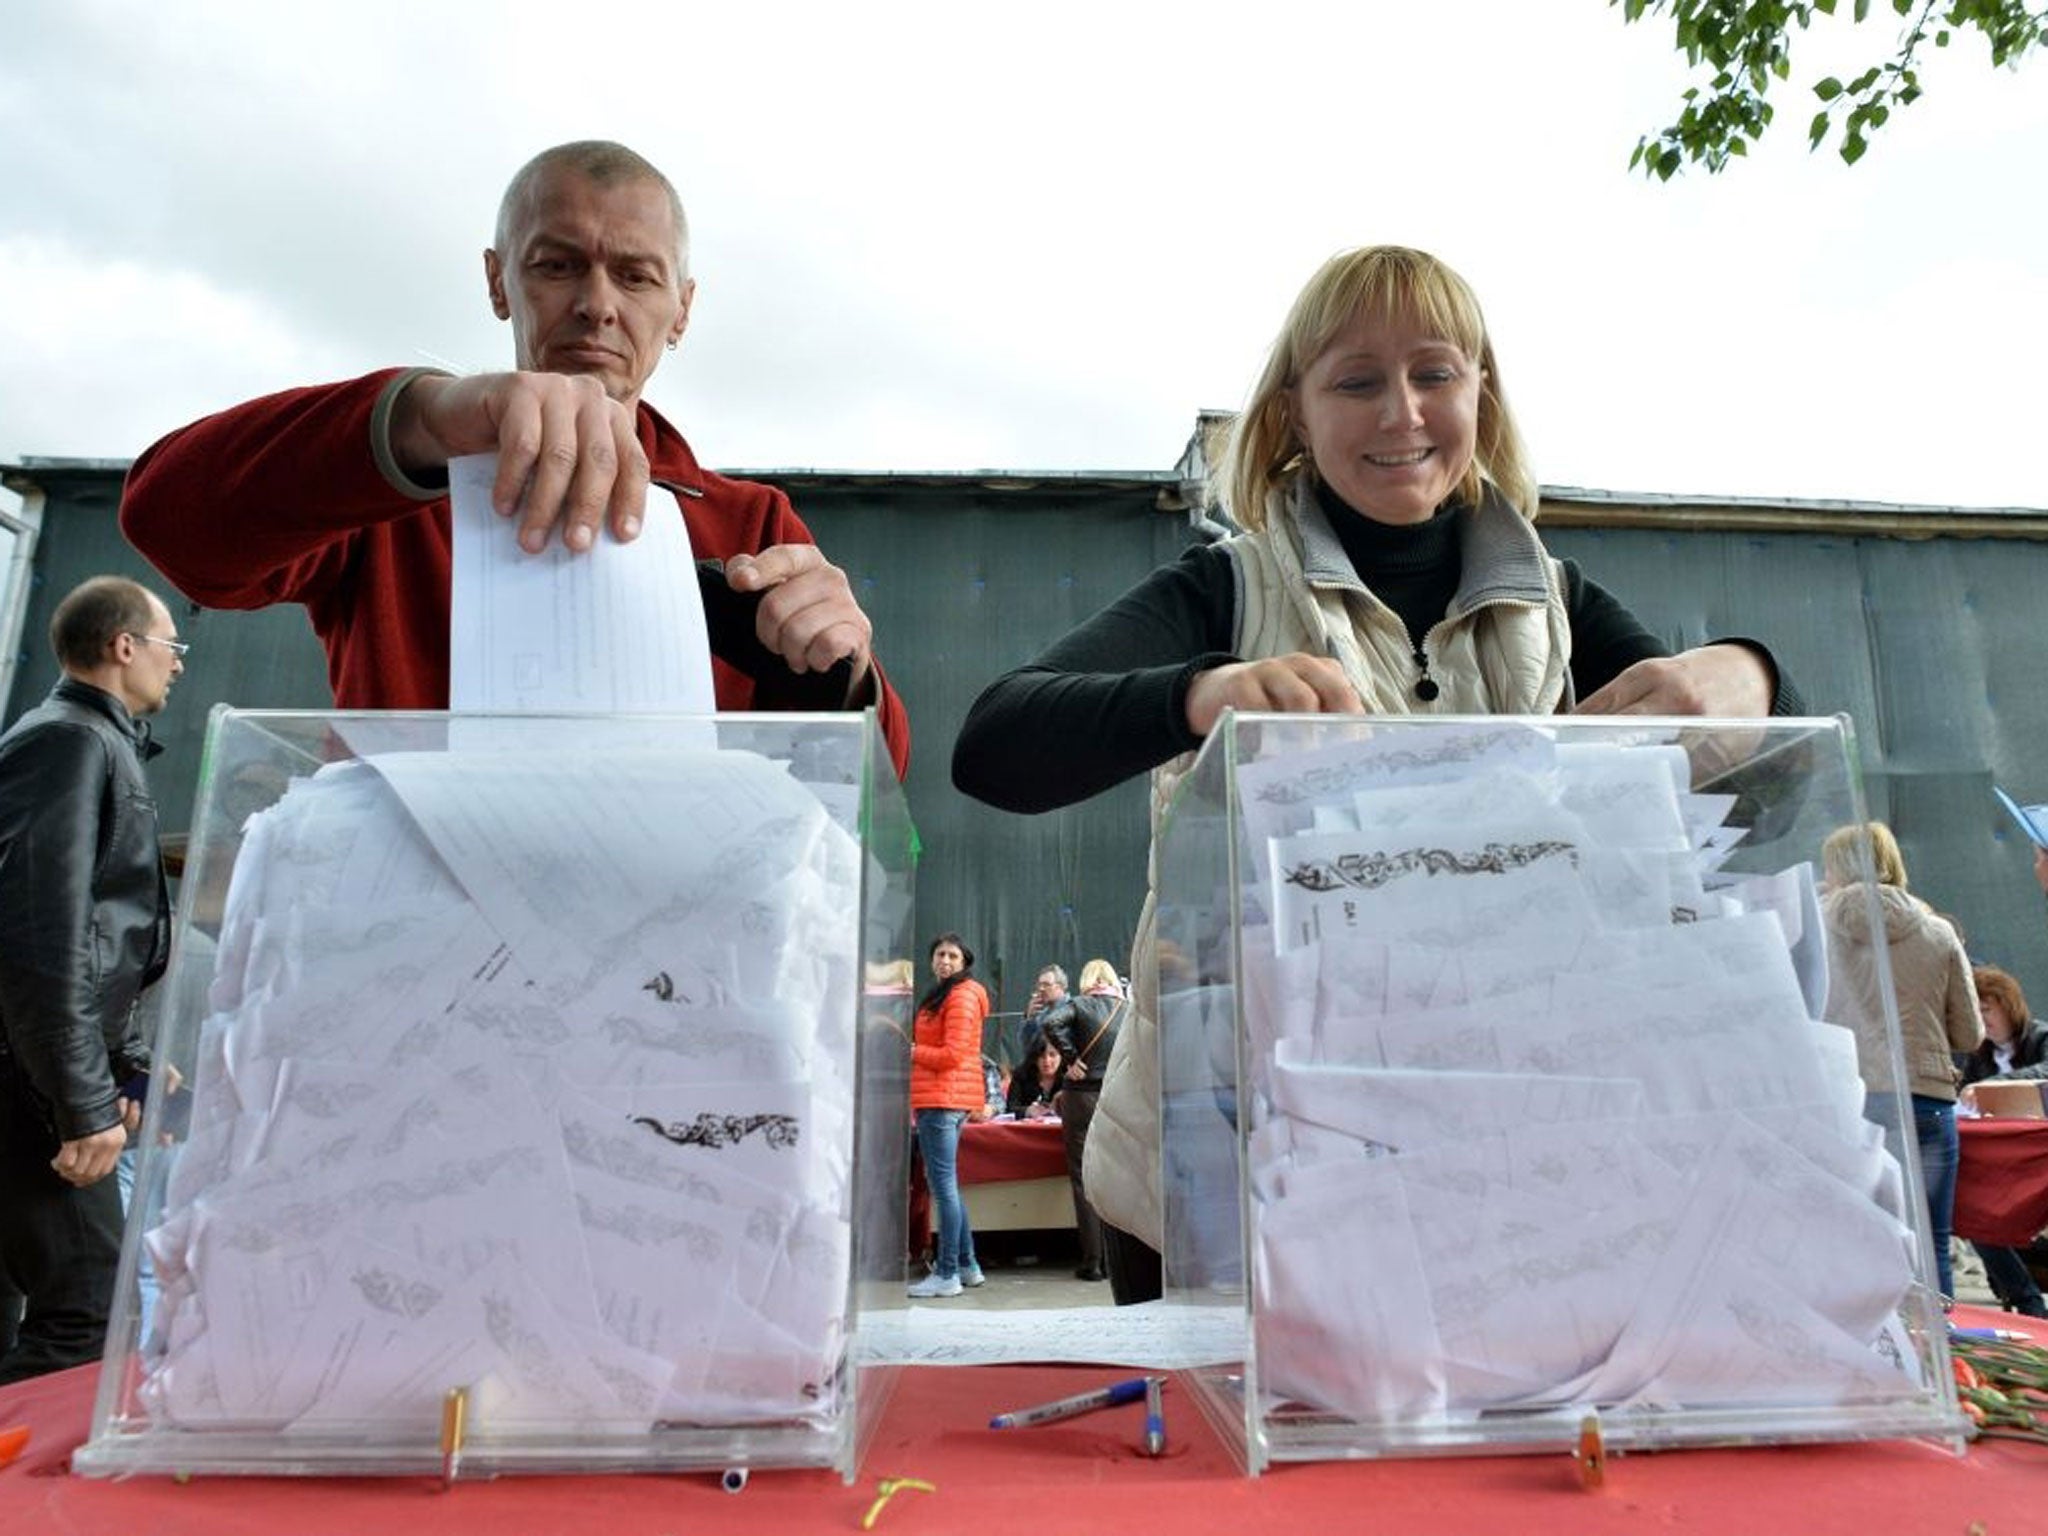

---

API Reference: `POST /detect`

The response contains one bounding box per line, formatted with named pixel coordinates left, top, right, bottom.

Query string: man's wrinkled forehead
left=498, top=165, right=687, bottom=273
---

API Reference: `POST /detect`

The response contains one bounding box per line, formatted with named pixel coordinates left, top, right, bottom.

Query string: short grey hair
left=495, top=140, right=690, bottom=278
left=1036, top=965, right=1068, bottom=991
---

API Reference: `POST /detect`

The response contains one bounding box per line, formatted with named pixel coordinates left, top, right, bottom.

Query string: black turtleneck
left=1315, top=481, right=1463, bottom=651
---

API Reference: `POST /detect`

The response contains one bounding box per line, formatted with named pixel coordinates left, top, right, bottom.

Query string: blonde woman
left=1820, top=822, right=1983, bottom=1300
left=955, top=246, right=1800, bottom=1301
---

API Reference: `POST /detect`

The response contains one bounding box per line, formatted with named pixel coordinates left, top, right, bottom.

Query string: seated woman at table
left=1006, top=1038, right=1066, bottom=1120
left=1820, top=822, right=1983, bottom=1303
left=952, top=244, right=1802, bottom=1303
left=909, top=932, right=990, bottom=1299
left=1958, top=965, right=2048, bottom=1317
left=1962, top=964, right=2048, bottom=1086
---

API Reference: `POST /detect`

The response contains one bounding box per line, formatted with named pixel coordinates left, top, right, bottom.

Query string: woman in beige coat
left=1819, top=821, right=1983, bottom=1300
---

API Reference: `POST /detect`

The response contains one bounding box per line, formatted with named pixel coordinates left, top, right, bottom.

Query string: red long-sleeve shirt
left=120, top=369, right=910, bottom=778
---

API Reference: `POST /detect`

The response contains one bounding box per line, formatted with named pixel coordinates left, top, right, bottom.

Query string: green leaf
left=1841, top=131, right=1868, bottom=164
left=1809, top=108, right=1832, bottom=145
left=1814, top=75, right=1845, bottom=99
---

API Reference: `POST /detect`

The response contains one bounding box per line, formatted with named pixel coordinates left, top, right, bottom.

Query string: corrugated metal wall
left=1546, top=520, right=2048, bottom=1007
left=8, top=464, right=2046, bottom=1031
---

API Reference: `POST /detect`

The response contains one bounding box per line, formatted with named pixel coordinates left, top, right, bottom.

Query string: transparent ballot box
left=78, top=709, right=915, bottom=1481
left=1154, top=713, right=1969, bottom=1471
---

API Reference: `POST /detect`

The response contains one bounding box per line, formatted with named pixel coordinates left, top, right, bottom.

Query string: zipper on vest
left=1411, top=641, right=1440, bottom=702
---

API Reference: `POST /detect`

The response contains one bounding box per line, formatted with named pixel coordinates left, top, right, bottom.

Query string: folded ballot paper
left=137, top=740, right=862, bottom=1437
left=1218, top=723, right=1924, bottom=1424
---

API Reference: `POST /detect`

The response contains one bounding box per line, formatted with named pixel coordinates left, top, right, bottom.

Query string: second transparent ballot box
left=1154, top=713, right=1967, bottom=1471
left=78, top=709, right=914, bottom=1480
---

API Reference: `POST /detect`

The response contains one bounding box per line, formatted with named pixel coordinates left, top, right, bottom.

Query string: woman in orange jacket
left=909, top=932, right=991, bottom=1298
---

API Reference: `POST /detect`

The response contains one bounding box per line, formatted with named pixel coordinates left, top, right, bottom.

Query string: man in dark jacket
left=0, top=576, right=179, bottom=1382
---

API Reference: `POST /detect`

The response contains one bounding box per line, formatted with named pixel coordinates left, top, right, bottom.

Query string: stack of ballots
left=138, top=734, right=862, bottom=1437
left=1225, top=721, right=1924, bottom=1423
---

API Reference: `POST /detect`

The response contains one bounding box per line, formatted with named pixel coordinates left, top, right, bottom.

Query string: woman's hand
left=1185, top=654, right=1361, bottom=738
left=2034, top=844, right=2048, bottom=897
left=1575, top=644, right=1772, bottom=717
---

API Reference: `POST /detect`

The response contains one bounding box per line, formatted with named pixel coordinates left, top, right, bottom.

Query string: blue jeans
left=115, top=1145, right=163, bottom=1344
left=914, top=1109, right=977, bottom=1280
left=1912, top=1095, right=1960, bottom=1301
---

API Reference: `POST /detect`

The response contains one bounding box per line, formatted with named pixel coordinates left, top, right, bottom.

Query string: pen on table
left=990, top=1375, right=1156, bottom=1429
left=439, top=1385, right=468, bottom=1488
left=1143, top=1376, right=1166, bottom=1457
left=1951, top=1326, right=2033, bottom=1343
left=721, top=1467, right=749, bottom=1493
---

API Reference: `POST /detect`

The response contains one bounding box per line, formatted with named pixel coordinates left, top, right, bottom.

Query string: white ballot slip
left=448, top=452, right=715, bottom=713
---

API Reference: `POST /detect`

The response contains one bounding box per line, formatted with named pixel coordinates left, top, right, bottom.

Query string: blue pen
left=1951, top=1326, right=2032, bottom=1343
left=1143, top=1376, right=1166, bottom=1456
left=990, top=1376, right=1154, bottom=1429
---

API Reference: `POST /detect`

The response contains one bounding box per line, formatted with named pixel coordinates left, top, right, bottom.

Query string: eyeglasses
left=127, top=632, right=190, bottom=658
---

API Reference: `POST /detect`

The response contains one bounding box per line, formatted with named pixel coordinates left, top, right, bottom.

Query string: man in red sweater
left=120, top=140, right=908, bottom=778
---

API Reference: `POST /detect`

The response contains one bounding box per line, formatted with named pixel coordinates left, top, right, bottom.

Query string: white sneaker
left=907, top=1272, right=963, bottom=1299
left=960, top=1264, right=986, bottom=1289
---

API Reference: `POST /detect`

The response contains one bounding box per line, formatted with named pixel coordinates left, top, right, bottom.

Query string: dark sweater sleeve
left=1562, top=562, right=1805, bottom=716
left=952, top=543, right=1240, bottom=813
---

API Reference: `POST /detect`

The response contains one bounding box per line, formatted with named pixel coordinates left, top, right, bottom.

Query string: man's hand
left=725, top=545, right=874, bottom=696
left=391, top=371, right=649, bottom=554
left=51, top=1115, right=129, bottom=1189
left=1065, top=1061, right=1087, bottom=1082
left=2034, top=844, right=2048, bottom=896
left=1574, top=644, right=1772, bottom=717
left=1184, top=654, right=1362, bottom=738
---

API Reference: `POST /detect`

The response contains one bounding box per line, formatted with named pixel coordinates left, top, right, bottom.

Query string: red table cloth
left=1954, top=1118, right=2048, bottom=1246
left=3, top=1309, right=2044, bottom=1536
left=958, top=1117, right=1068, bottom=1184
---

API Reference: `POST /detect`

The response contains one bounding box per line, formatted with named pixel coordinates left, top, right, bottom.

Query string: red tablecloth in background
left=1954, top=1118, right=2048, bottom=1246
left=3, top=1309, right=2044, bottom=1536
left=958, top=1117, right=1067, bottom=1184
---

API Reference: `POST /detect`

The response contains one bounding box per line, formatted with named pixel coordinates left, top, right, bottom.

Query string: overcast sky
left=3, top=0, right=2043, bottom=511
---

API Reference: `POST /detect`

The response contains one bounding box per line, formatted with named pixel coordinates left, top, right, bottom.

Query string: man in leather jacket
left=0, top=576, right=180, bottom=1382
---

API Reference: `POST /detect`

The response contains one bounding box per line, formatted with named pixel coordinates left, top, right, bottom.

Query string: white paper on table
left=448, top=451, right=715, bottom=713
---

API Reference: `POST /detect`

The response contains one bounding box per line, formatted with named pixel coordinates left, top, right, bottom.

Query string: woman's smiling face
left=1289, top=310, right=1481, bottom=525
